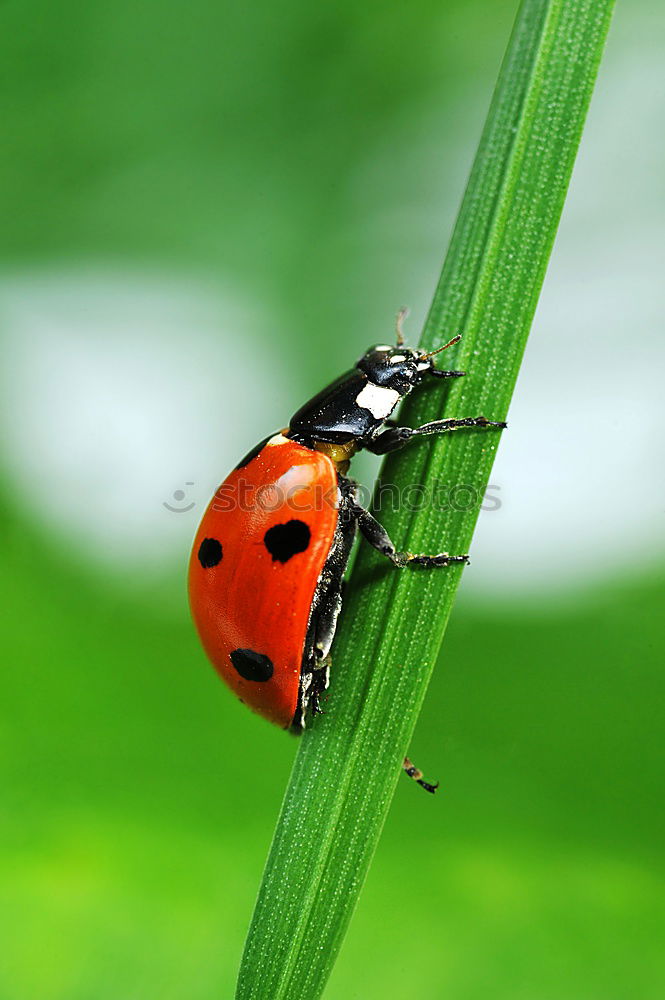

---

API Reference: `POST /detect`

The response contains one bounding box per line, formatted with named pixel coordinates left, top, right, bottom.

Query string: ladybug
left=188, top=311, right=506, bottom=792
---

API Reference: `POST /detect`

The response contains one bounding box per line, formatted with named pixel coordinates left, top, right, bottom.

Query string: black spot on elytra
left=264, top=519, right=311, bottom=563
left=198, top=537, right=223, bottom=568
left=230, top=648, right=274, bottom=682
left=235, top=434, right=272, bottom=470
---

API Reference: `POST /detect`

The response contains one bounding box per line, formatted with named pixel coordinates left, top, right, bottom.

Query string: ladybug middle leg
left=350, top=500, right=469, bottom=568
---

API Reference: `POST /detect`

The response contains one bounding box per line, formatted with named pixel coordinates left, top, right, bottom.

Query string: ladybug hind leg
left=403, top=756, right=439, bottom=794
left=293, top=582, right=342, bottom=729
left=307, top=586, right=342, bottom=717
left=310, top=654, right=332, bottom=716
left=295, top=490, right=357, bottom=729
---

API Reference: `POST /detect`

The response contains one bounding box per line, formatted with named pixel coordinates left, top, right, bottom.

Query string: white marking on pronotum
left=266, top=432, right=289, bottom=447
left=390, top=354, right=406, bottom=363
left=355, top=382, right=400, bottom=419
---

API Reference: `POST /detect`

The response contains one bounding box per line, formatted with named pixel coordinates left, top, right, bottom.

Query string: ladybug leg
left=367, top=416, right=506, bottom=455
left=294, top=492, right=358, bottom=730
left=351, top=501, right=468, bottom=567
left=297, top=642, right=333, bottom=727
left=427, top=368, right=466, bottom=379
left=403, top=756, right=439, bottom=794
left=308, top=588, right=340, bottom=716
left=310, top=655, right=332, bottom=715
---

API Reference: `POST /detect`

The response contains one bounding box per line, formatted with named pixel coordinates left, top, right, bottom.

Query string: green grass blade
left=236, top=2, right=614, bottom=997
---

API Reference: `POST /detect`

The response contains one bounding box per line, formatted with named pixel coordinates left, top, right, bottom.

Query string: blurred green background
left=1, top=1, right=663, bottom=998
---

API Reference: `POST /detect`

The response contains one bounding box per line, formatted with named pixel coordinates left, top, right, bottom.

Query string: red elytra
left=188, top=433, right=339, bottom=728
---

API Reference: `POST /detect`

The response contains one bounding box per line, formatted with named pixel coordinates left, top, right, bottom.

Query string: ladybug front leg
left=351, top=501, right=468, bottom=568
left=367, top=415, right=506, bottom=455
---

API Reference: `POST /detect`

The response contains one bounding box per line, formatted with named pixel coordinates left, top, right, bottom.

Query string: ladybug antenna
left=419, top=333, right=461, bottom=361
left=395, top=306, right=409, bottom=347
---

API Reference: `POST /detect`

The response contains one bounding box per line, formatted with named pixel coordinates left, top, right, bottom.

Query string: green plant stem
left=236, top=1, right=614, bottom=997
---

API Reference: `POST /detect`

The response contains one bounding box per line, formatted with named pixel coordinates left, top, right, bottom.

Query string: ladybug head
left=356, top=334, right=462, bottom=395
left=356, top=345, right=430, bottom=392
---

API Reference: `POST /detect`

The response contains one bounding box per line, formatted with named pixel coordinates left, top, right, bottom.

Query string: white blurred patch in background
left=0, top=270, right=295, bottom=574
